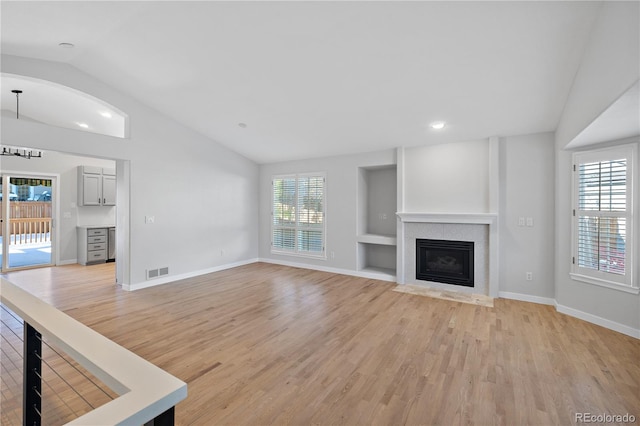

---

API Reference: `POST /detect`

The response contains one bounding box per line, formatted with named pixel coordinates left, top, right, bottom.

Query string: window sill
left=271, top=249, right=327, bottom=261
left=570, top=273, right=639, bottom=294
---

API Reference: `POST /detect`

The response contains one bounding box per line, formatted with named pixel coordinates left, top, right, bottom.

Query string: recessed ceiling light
left=59, top=42, right=75, bottom=49
left=100, top=111, right=112, bottom=119
left=430, top=121, right=446, bottom=130
left=76, top=122, right=89, bottom=129
left=238, top=122, right=248, bottom=128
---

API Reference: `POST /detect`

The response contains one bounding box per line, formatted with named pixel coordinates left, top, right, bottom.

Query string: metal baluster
left=148, top=407, right=175, bottom=426
left=24, top=322, right=42, bottom=425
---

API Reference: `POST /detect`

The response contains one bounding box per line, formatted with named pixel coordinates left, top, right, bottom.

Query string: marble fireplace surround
left=396, top=213, right=498, bottom=298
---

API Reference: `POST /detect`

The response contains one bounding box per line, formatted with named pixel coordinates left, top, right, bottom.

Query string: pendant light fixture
left=2, top=89, right=43, bottom=159
left=11, top=89, right=22, bottom=119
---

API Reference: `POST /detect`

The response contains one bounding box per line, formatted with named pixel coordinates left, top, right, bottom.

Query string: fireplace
left=416, top=239, right=474, bottom=287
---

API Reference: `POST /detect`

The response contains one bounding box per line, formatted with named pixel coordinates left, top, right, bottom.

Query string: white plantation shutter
left=273, top=177, right=297, bottom=251
left=272, top=173, right=325, bottom=257
left=572, top=145, right=636, bottom=290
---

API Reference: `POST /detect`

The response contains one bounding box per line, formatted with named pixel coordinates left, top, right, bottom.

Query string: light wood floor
left=2, top=262, right=639, bottom=425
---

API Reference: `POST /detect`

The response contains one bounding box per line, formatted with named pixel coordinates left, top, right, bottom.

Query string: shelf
left=360, top=266, right=396, bottom=277
left=357, top=234, right=397, bottom=246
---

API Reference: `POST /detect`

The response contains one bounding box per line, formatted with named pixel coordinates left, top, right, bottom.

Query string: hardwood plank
left=1, top=262, right=639, bottom=425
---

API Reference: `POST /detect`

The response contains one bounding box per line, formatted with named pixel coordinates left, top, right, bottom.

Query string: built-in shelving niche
left=356, top=164, right=397, bottom=277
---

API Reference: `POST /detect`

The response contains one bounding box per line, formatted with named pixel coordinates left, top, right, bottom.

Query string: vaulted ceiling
left=1, top=1, right=603, bottom=163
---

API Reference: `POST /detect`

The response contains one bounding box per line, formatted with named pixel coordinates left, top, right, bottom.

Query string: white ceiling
left=1, top=1, right=604, bottom=164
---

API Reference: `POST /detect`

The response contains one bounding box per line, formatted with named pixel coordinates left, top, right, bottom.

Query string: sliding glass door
left=0, top=174, right=55, bottom=271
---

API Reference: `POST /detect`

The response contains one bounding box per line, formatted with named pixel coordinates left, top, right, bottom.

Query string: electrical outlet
left=526, top=217, right=534, bottom=227
left=526, top=272, right=533, bottom=281
left=330, top=251, right=335, bottom=259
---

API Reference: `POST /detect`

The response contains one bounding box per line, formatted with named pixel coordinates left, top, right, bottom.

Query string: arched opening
left=1, top=73, right=128, bottom=138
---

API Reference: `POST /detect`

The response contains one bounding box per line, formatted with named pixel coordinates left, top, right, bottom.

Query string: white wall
left=403, top=140, right=489, bottom=213
left=498, top=133, right=555, bottom=301
left=0, top=150, right=115, bottom=264
left=556, top=1, right=639, bottom=149
left=553, top=0, right=640, bottom=336
left=259, top=149, right=396, bottom=273
left=1, top=55, right=259, bottom=288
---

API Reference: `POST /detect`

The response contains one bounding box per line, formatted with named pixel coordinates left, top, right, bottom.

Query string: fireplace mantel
left=396, top=212, right=499, bottom=298
left=397, top=212, right=497, bottom=225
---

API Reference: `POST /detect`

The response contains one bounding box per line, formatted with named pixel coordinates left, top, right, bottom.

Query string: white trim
left=571, top=143, right=636, bottom=289
left=397, top=212, right=497, bottom=224
left=270, top=249, right=327, bottom=260
left=123, top=258, right=259, bottom=291
left=1, top=170, right=59, bottom=271
left=58, top=258, right=78, bottom=266
left=259, top=257, right=397, bottom=282
left=498, top=291, right=555, bottom=306
left=570, top=272, right=640, bottom=294
left=555, top=301, right=640, bottom=339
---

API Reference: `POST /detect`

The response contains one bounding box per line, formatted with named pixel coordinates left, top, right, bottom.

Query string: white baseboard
left=258, top=258, right=397, bottom=282
left=499, top=292, right=638, bottom=338
left=498, top=291, right=555, bottom=306
left=123, top=258, right=259, bottom=291
left=57, top=259, right=78, bottom=266
left=555, top=302, right=640, bottom=339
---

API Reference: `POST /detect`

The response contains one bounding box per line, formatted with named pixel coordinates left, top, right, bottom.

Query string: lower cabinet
left=78, top=227, right=108, bottom=265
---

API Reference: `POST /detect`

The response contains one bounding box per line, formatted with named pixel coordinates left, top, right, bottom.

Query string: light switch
left=145, top=216, right=155, bottom=224
left=518, top=217, right=525, bottom=227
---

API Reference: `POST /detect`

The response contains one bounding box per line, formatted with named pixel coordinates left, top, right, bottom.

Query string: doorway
left=0, top=174, right=56, bottom=271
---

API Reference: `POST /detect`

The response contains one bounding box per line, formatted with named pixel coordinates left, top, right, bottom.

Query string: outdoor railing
left=0, top=277, right=187, bottom=425
left=1, top=202, right=52, bottom=244
left=7, top=218, right=52, bottom=244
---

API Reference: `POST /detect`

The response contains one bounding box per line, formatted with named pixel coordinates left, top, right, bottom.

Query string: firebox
left=416, top=239, right=474, bottom=287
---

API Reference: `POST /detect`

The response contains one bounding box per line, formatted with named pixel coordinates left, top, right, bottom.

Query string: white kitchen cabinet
left=78, top=166, right=116, bottom=206
left=102, top=175, right=116, bottom=206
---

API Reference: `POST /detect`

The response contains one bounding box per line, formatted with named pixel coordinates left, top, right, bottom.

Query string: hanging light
left=4, top=90, right=43, bottom=159
left=11, top=89, right=22, bottom=119
left=0, top=146, right=43, bottom=159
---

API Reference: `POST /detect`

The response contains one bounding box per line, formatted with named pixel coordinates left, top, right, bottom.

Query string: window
left=272, top=173, right=325, bottom=258
left=572, top=144, right=637, bottom=292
